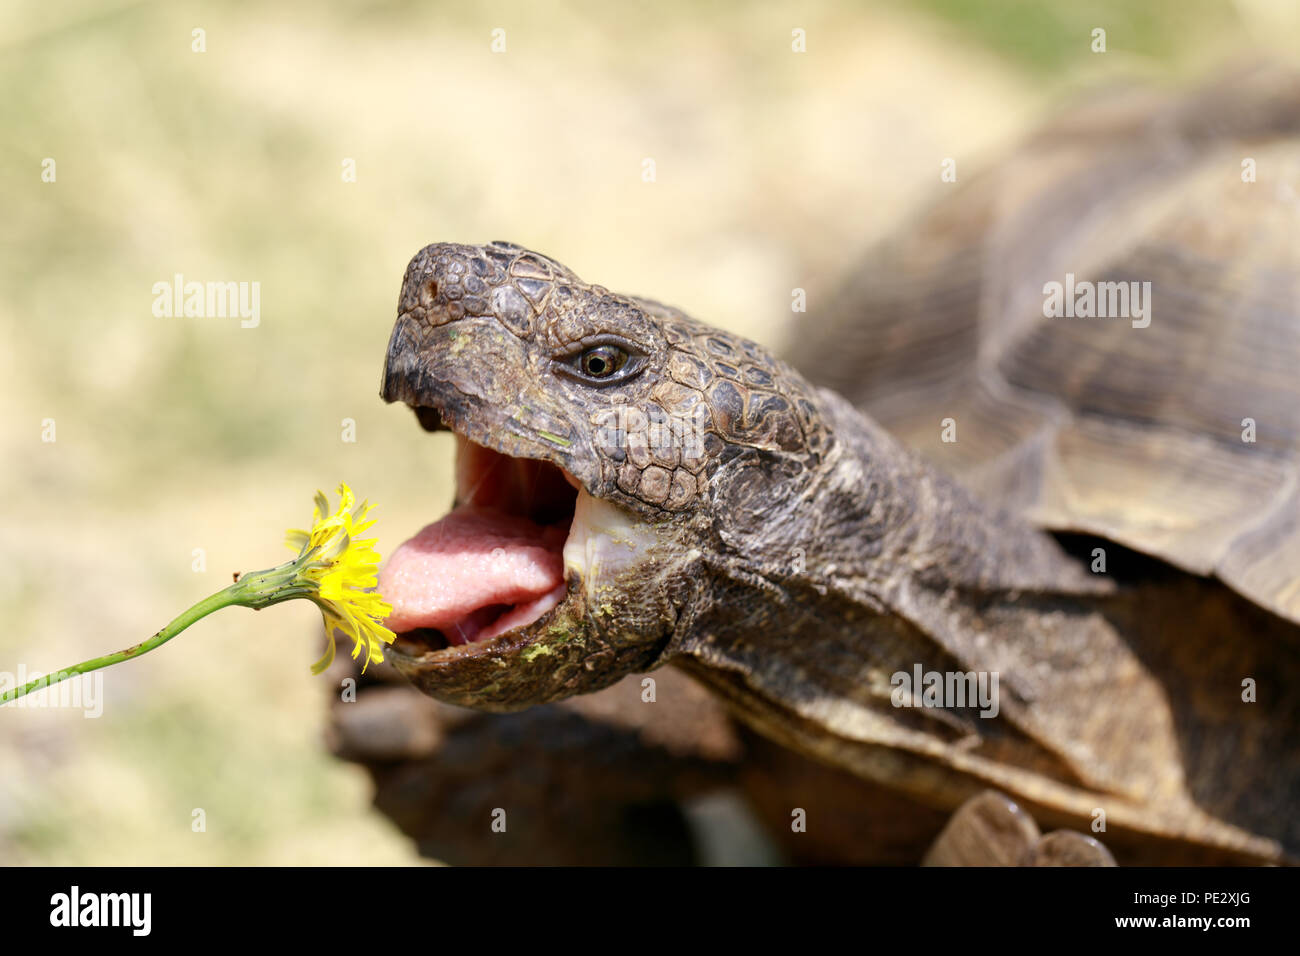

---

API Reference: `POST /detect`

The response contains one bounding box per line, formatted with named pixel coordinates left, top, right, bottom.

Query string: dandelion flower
left=284, top=484, right=395, bottom=674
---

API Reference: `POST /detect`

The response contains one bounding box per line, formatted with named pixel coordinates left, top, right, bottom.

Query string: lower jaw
left=380, top=430, right=581, bottom=658
left=381, top=575, right=607, bottom=712
left=392, top=581, right=569, bottom=653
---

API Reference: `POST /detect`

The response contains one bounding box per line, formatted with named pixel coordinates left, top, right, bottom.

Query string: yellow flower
left=285, top=483, right=395, bottom=674
left=0, top=481, right=398, bottom=710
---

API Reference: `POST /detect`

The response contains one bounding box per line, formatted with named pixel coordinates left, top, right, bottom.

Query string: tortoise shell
left=788, top=67, right=1300, bottom=624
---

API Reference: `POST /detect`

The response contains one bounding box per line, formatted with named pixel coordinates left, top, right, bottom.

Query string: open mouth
left=381, top=417, right=580, bottom=657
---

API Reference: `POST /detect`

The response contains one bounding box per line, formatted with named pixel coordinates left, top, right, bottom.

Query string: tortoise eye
left=555, top=337, right=645, bottom=386
left=580, top=344, right=627, bottom=378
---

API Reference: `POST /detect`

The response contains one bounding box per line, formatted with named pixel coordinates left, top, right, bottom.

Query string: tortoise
left=327, top=68, right=1300, bottom=866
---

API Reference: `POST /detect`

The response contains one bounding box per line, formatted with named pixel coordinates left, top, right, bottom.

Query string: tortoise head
left=378, top=241, right=833, bottom=710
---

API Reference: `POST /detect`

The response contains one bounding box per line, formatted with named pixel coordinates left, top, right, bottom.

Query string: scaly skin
left=374, top=241, right=1300, bottom=864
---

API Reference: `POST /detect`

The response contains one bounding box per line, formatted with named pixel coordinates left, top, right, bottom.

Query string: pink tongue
left=379, top=505, right=567, bottom=640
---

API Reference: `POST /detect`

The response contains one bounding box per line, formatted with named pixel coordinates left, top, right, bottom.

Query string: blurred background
left=1, top=0, right=1296, bottom=864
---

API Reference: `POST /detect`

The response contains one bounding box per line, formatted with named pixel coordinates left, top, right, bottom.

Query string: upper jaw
left=380, top=312, right=601, bottom=491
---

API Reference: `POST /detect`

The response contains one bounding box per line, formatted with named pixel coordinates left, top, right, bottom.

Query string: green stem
left=2, top=582, right=251, bottom=706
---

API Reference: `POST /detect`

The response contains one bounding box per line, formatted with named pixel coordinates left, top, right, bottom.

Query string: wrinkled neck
left=675, top=386, right=1111, bottom=696
left=750, top=388, right=1107, bottom=612
left=671, top=391, right=1182, bottom=838
left=824, top=390, right=1105, bottom=601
